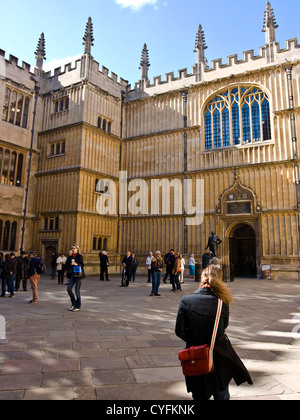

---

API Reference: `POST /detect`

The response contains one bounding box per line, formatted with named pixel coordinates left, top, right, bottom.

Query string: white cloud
left=115, top=0, right=158, bottom=11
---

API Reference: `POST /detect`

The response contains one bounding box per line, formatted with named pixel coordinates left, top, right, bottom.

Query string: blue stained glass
left=242, top=103, right=251, bottom=143
left=222, top=108, right=230, bottom=147
left=232, top=103, right=240, bottom=145
left=262, top=99, right=271, bottom=140
left=252, top=101, right=261, bottom=142
left=205, top=112, right=212, bottom=149
left=214, top=110, right=221, bottom=148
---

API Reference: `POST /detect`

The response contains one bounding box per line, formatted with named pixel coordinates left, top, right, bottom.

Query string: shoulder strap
left=209, top=299, right=223, bottom=370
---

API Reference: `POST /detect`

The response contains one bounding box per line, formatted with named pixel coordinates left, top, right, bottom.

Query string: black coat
left=175, top=287, right=252, bottom=399
left=65, top=253, right=85, bottom=279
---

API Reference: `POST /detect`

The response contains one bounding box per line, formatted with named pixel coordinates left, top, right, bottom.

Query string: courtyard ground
left=0, top=273, right=299, bottom=400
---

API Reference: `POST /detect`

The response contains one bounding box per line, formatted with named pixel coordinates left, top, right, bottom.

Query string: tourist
left=150, top=250, right=163, bottom=296
left=15, top=251, right=29, bottom=291
left=173, top=253, right=182, bottom=292
left=2, top=254, right=15, bottom=298
left=175, top=265, right=253, bottom=400
left=56, top=253, right=67, bottom=285
left=99, top=251, right=109, bottom=281
left=28, top=252, right=42, bottom=304
left=121, top=251, right=133, bottom=287
left=188, top=254, right=196, bottom=278
left=145, top=252, right=153, bottom=283
left=202, top=250, right=212, bottom=269
left=163, top=249, right=175, bottom=285
left=66, top=244, right=85, bottom=312
left=180, top=253, right=185, bottom=284
left=130, top=253, right=138, bottom=282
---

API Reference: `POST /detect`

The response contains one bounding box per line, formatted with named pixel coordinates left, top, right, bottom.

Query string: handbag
left=73, top=265, right=82, bottom=277
left=178, top=298, right=223, bottom=377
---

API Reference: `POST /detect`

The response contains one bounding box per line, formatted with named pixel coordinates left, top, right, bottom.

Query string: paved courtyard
left=0, top=273, right=300, bottom=400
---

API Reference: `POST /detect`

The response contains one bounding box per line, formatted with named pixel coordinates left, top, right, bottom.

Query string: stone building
left=0, top=3, right=299, bottom=279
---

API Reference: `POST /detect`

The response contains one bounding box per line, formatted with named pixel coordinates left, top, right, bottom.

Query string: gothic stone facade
left=0, top=4, right=299, bottom=279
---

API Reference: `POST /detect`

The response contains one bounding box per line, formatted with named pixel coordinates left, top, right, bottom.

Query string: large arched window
left=204, top=86, right=272, bottom=149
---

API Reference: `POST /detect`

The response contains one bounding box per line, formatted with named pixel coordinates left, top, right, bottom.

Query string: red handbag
left=178, top=299, right=223, bottom=377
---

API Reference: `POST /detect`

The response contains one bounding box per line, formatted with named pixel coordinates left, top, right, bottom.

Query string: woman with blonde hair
left=66, top=244, right=85, bottom=312
left=175, top=265, right=252, bottom=400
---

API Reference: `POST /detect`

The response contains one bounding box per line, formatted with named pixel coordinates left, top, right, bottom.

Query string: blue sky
left=1, top=0, right=300, bottom=85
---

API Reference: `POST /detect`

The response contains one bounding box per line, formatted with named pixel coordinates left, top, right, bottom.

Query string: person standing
left=56, top=253, right=67, bottom=285
left=180, top=254, right=185, bottom=284
left=2, top=254, right=15, bottom=298
left=173, top=253, right=182, bottom=293
left=121, top=251, right=133, bottom=287
left=150, top=251, right=163, bottom=296
left=28, top=252, right=41, bottom=304
left=146, top=252, right=153, bottom=283
left=51, top=251, right=58, bottom=280
left=188, top=254, right=196, bottom=278
left=15, top=251, right=29, bottom=292
left=0, top=252, right=3, bottom=296
left=175, top=265, right=252, bottom=400
left=66, top=244, right=85, bottom=312
left=130, top=253, right=138, bottom=282
left=99, top=251, right=109, bottom=281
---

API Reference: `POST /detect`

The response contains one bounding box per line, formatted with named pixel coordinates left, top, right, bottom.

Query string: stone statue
left=205, top=231, right=222, bottom=257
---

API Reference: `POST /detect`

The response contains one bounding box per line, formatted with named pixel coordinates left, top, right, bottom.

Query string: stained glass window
left=204, top=86, right=271, bottom=149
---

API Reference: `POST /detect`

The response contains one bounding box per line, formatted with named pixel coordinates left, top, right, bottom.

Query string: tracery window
left=2, top=87, right=30, bottom=129
left=0, top=220, right=18, bottom=251
left=0, top=148, right=23, bottom=187
left=204, top=86, right=272, bottom=149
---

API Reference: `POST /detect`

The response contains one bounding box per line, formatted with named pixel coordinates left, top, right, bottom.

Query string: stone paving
left=0, top=273, right=300, bottom=400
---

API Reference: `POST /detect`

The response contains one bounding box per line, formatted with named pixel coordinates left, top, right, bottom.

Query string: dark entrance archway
left=229, top=224, right=257, bottom=277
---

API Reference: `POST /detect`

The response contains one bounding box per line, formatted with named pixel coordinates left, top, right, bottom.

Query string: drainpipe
left=20, top=76, right=40, bottom=252
left=182, top=90, right=188, bottom=254
left=117, top=91, right=126, bottom=256
left=285, top=66, right=300, bottom=277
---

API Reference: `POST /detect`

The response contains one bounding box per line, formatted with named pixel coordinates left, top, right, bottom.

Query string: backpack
left=36, top=257, right=46, bottom=275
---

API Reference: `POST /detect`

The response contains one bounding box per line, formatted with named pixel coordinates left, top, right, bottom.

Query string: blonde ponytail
left=200, top=265, right=234, bottom=306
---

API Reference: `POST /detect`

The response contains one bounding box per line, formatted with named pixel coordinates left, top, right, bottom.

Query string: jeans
left=192, top=387, right=230, bottom=401
left=151, top=271, right=161, bottom=294
left=7, top=275, right=15, bottom=294
left=67, top=276, right=82, bottom=309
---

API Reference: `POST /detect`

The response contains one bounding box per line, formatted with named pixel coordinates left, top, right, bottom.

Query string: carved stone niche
left=216, top=181, right=262, bottom=216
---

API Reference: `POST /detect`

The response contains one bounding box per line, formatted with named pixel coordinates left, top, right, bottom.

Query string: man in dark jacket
left=15, top=251, right=29, bottom=291
left=121, top=251, right=133, bottom=287
left=99, top=251, right=109, bottom=281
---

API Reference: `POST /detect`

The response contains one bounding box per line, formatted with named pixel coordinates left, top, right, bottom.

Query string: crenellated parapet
left=128, top=37, right=300, bottom=100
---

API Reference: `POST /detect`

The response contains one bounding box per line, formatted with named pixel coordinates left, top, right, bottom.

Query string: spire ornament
left=262, top=2, right=278, bottom=44
left=139, top=43, right=150, bottom=80
left=83, top=17, right=94, bottom=55
left=35, top=33, right=46, bottom=70
left=194, top=25, right=207, bottom=66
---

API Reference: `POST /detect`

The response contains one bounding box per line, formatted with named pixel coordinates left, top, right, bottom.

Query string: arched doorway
left=229, top=224, right=257, bottom=277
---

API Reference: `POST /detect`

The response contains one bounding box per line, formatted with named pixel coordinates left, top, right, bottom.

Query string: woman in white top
left=56, top=253, right=67, bottom=285
left=180, top=254, right=185, bottom=283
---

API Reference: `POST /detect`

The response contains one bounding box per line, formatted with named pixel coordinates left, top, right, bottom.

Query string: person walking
left=150, top=251, right=163, bottom=296
left=66, top=244, right=85, bottom=312
left=50, top=251, right=58, bottom=280
left=175, top=264, right=252, bottom=400
left=28, top=252, right=42, bottom=304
